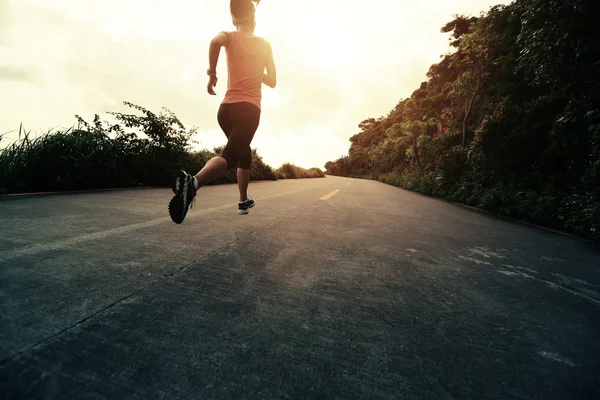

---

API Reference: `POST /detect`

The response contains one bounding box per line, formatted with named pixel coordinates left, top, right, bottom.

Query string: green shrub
left=275, top=163, right=325, bottom=179
left=0, top=103, right=326, bottom=195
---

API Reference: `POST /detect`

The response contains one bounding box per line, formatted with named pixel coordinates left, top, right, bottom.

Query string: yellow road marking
left=320, top=189, right=340, bottom=201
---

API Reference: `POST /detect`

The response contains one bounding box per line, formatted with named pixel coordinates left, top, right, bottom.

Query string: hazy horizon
left=0, top=0, right=508, bottom=169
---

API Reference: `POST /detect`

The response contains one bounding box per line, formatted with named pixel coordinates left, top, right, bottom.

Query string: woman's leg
left=193, top=103, right=259, bottom=190
left=237, top=164, right=250, bottom=202
left=193, top=156, right=227, bottom=187
left=222, top=103, right=259, bottom=210
left=192, top=104, right=233, bottom=187
left=236, top=142, right=253, bottom=201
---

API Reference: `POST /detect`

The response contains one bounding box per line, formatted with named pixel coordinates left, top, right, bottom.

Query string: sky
left=0, top=0, right=508, bottom=169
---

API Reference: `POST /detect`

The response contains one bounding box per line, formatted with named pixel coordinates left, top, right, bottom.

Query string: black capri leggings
left=218, top=101, right=261, bottom=170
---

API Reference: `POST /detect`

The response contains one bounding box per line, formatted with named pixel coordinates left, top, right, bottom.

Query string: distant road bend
left=1, top=176, right=599, bottom=399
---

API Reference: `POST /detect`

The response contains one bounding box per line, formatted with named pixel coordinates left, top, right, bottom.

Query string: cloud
left=0, top=66, right=38, bottom=83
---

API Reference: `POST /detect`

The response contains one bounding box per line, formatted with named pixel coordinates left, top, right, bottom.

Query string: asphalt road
left=1, top=176, right=599, bottom=399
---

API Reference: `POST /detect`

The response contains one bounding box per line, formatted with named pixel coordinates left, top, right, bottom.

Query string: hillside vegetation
left=325, top=0, right=599, bottom=239
left=0, top=102, right=324, bottom=195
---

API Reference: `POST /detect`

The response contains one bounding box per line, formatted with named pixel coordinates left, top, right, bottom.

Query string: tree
left=322, top=0, right=600, bottom=238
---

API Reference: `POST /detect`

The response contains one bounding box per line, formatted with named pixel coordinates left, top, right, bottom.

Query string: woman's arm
left=262, top=41, right=277, bottom=88
left=207, top=32, right=229, bottom=75
left=207, top=32, right=229, bottom=95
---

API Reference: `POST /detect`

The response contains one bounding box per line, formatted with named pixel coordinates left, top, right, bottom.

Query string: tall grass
left=0, top=102, right=324, bottom=195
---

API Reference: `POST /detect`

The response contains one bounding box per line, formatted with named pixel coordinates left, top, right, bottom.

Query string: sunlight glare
left=261, top=90, right=283, bottom=109
left=259, top=2, right=361, bottom=69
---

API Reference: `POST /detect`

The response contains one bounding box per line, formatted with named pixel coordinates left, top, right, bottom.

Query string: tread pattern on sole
left=168, top=196, right=184, bottom=224
left=168, top=171, right=189, bottom=224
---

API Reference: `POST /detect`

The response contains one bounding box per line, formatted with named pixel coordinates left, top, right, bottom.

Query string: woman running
left=169, top=0, right=277, bottom=224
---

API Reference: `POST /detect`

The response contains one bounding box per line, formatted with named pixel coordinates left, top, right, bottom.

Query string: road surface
left=1, top=176, right=599, bottom=399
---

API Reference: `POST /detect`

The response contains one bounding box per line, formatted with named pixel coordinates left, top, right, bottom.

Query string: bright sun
left=256, top=3, right=362, bottom=70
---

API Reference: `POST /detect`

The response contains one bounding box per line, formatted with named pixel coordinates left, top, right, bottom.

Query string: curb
left=355, top=176, right=596, bottom=243
left=449, top=202, right=590, bottom=241
left=0, top=179, right=283, bottom=199
left=0, top=186, right=165, bottom=199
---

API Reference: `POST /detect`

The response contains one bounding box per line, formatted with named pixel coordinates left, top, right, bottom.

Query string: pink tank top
left=222, top=31, right=269, bottom=111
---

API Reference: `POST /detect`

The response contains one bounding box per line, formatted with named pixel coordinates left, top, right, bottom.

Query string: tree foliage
left=1, top=102, right=326, bottom=194
left=325, top=0, right=600, bottom=239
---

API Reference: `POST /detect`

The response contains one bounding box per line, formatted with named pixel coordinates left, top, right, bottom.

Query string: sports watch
left=206, top=69, right=217, bottom=76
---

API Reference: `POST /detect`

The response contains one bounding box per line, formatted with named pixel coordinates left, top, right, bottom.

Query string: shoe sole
left=237, top=201, right=255, bottom=215
left=169, top=171, right=191, bottom=224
